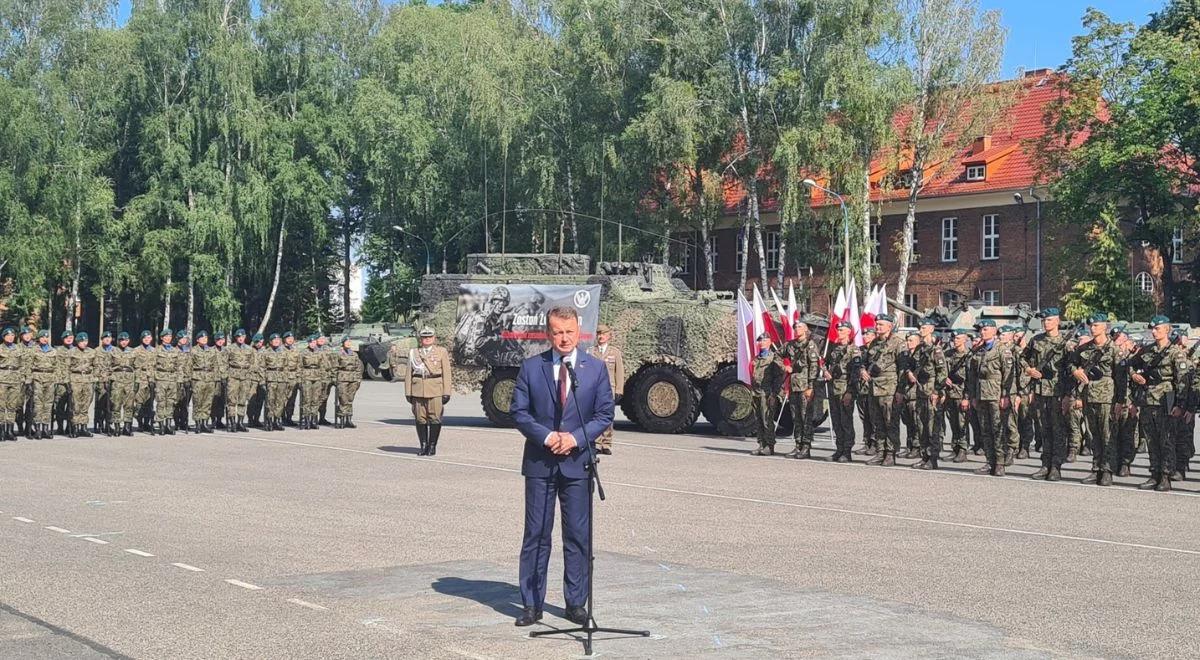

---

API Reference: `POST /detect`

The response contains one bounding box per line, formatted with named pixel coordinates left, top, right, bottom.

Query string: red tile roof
left=722, top=70, right=1067, bottom=214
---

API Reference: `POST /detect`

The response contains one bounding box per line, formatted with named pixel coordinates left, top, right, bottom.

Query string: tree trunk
left=313, top=254, right=322, bottom=334
left=738, top=208, right=750, bottom=294
left=97, top=287, right=105, bottom=338
left=861, top=167, right=872, bottom=293
left=566, top=160, right=579, bottom=254
left=186, top=260, right=195, bottom=337
left=342, top=213, right=352, bottom=326
left=162, top=275, right=172, bottom=331
left=258, top=212, right=287, bottom=336
left=67, top=223, right=82, bottom=334
left=700, top=216, right=714, bottom=292
left=750, top=183, right=768, bottom=293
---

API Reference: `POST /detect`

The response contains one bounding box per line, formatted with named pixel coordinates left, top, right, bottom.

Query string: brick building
left=671, top=70, right=1183, bottom=316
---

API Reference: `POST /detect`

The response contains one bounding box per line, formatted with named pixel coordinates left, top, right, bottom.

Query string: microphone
left=563, top=360, right=579, bottom=391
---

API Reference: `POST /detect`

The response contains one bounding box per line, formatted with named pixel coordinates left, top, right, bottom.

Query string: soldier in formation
left=748, top=332, right=786, bottom=457
left=862, top=314, right=904, bottom=466
left=586, top=324, right=624, bottom=455
left=781, top=320, right=820, bottom=459
left=334, top=336, right=362, bottom=429
left=825, top=321, right=858, bottom=462
left=0, top=327, right=23, bottom=441
left=404, top=327, right=453, bottom=456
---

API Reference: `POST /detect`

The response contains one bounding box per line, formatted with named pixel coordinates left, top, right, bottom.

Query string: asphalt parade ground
left=2, top=380, right=1198, bottom=659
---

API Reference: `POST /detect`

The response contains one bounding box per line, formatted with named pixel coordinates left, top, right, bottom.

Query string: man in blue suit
left=511, top=306, right=614, bottom=627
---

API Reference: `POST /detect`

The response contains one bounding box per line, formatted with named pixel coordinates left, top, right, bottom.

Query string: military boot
left=334, top=416, right=344, bottom=429
left=953, top=448, right=967, bottom=463
left=1003, top=450, right=1014, bottom=466
left=797, top=444, right=810, bottom=459
left=1016, top=448, right=1029, bottom=459
left=974, top=463, right=994, bottom=475
left=785, top=444, right=803, bottom=459
left=880, top=452, right=895, bottom=467
left=416, top=425, right=429, bottom=455
left=1030, top=467, right=1050, bottom=480
left=993, top=463, right=1005, bottom=477
left=904, top=447, right=921, bottom=459
left=1047, top=467, right=1062, bottom=481
left=428, top=425, right=441, bottom=455
left=1155, top=476, right=1172, bottom=492
left=912, top=459, right=932, bottom=470
left=78, top=424, right=93, bottom=438
left=124, top=422, right=133, bottom=436
left=1098, top=471, right=1113, bottom=486
left=1117, top=464, right=1131, bottom=477
left=866, top=451, right=885, bottom=465
left=1081, top=471, right=1099, bottom=485
left=345, top=416, right=356, bottom=429
left=205, top=420, right=215, bottom=434
left=1065, top=449, right=1076, bottom=463
left=40, top=423, right=51, bottom=439
left=1, top=423, right=10, bottom=441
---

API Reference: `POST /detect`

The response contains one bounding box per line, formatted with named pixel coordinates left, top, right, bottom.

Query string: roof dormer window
left=966, top=164, right=986, bottom=181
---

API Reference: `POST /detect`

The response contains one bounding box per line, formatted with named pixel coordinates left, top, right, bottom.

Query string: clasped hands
left=546, top=431, right=578, bottom=455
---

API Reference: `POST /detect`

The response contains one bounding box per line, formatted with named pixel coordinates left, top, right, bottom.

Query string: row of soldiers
left=748, top=308, right=1196, bottom=492
left=0, top=326, right=364, bottom=441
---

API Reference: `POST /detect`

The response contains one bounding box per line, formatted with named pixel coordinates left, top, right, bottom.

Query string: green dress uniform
left=0, top=334, right=26, bottom=440
left=586, top=341, right=624, bottom=453
left=225, top=337, right=256, bottom=431
left=825, top=338, right=859, bottom=460
left=109, top=342, right=137, bottom=434
left=190, top=342, right=220, bottom=432
left=404, top=339, right=453, bottom=456
left=132, top=337, right=158, bottom=431
left=93, top=340, right=115, bottom=433
left=262, top=342, right=289, bottom=431
left=1022, top=323, right=1069, bottom=477
left=864, top=329, right=904, bottom=465
left=300, top=343, right=326, bottom=429
left=780, top=336, right=821, bottom=458
left=155, top=341, right=183, bottom=435
left=968, top=331, right=1015, bottom=476
left=334, top=344, right=362, bottom=427
left=942, top=341, right=973, bottom=461
left=749, top=345, right=786, bottom=456
left=28, top=340, right=63, bottom=438
left=65, top=342, right=96, bottom=436
left=1070, top=332, right=1120, bottom=484
left=1130, top=336, right=1187, bottom=490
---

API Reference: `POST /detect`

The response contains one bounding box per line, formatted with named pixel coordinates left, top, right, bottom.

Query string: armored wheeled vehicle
left=344, top=322, right=414, bottom=380
left=414, top=253, right=769, bottom=436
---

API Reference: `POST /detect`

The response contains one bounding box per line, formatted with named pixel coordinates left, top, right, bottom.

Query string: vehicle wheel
left=700, top=364, right=758, bottom=437
left=363, top=362, right=383, bottom=381
left=622, top=364, right=700, bottom=434
left=480, top=368, right=519, bottom=428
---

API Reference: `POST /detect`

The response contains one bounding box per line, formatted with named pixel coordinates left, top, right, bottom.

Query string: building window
left=870, top=224, right=880, bottom=265
left=981, top=289, right=1000, bottom=305
left=966, top=165, right=986, bottom=181
left=941, top=291, right=963, bottom=307
left=708, top=236, right=719, bottom=273
left=941, top=217, right=958, bottom=262
left=905, top=293, right=918, bottom=310
left=765, top=231, right=780, bottom=272
left=671, top=240, right=692, bottom=274
left=736, top=233, right=746, bottom=271
left=981, top=215, right=999, bottom=261
left=908, top=233, right=919, bottom=264
left=1136, top=271, right=1154, bottom=293
left=1173, top=227, right=1184, bottom=264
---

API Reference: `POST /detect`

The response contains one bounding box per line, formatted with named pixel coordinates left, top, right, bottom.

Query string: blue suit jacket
left=512, top=349, right=615, bottom=479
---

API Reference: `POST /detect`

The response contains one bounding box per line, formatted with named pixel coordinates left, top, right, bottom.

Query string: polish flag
left=754, top=285, right=781, bottom=346
left=786, top=282, right=800, bottom=328
left=735, top=291, right=757, bottom=385
left=860, top=285, right=879, bottom=333
left=770, top=288, right=794, bottom=343
left=847, top=279, right=864, bottom=346
left=826, top=285, right=846, bottom=342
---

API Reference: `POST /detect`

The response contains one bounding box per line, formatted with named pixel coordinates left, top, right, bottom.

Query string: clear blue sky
left=114, top=0, right=1166, bottom=76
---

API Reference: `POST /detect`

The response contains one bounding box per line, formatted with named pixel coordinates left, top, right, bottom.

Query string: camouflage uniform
left=94, top=336, right=115, bottom=433
left=132, top=335, right=158, bottom=431
left=781, top=335, right=820, bottom=458
left=109, top=338, right=137, bottom=434
left=968, top=332, right=1015, bottom=475
left=261, top=339, right=289, bottom=430
left=1070, top=333, right=1119, bottom=484
left=155, top=337, right=183, bottom=435
left=853, top=333, right=877, bottom=455
left=300, top=342, right=327, bottom=429
left=748, top=345, right=786, bottom=456
left=0, top=331, right=26, bottom=440
left=16, top=329, right=35, bottom=435
left=897, top=345, right=921, bottom=457
left=1064, top=336, right=1085, bottom=461
left=1174, top=342, right=1198, bottom=479
left=1112, top=341, right=1138, bottom=474
left=28, top=337, right=63, bottom=437
left=1023, top=327, right=1069, bottom=478
left=65, top=339, right=97, bottom=436
left=225, top=334, right=256, bottom=431
left=942, top=340, right=973, bottom=460
left=404, top=336, right=453, bottom=455
left=173, top=335, right=193, bottom=432
left=213, top=334, right=229, bottom=428
left=54, top=334, right=76, bottom=434
left=911, top=339, right=947, bottom=468
left=826, top=338, right=859, bottom=460
left=334, top=342, right=362, bottom=427
left=864, top=329, right=904, bottom=465
left=586, top=339, right=624, bottom=453
left=318, top=340, right=336, bottom=425
left=999, top=333, right=1022, bottom=465
left=190, top=338, right=220, bottom=432
left=1131, top=337, right=1187, bottom=490
left=247, top=336, right=267, bottom=427
left=283, top=336, right=301, bottom=425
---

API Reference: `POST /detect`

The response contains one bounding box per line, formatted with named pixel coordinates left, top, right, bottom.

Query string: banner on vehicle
left=453, top=284, right=601, bottom=367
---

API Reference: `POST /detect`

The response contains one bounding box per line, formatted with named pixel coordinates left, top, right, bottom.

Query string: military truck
left=344, top=322, right=414, bottom=380
left=414, top=253, right=769, bottom=436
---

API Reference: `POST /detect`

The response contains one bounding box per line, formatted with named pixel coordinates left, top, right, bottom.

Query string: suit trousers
left=519, top=471, right=590, bottom=611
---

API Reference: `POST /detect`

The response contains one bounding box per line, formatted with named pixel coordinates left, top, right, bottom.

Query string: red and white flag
left=770, top=288, right=794, bottom=343
left=826, top=285, right=847, bottom=342
left=847, top=279, right=863, bottom=346
left=786, top=282, right=800, bottom=328
left=753, top=285, right=781, bottom=346
left=860, top=285, right=879, bottom=333
left=735, top=291, right=758, bottom=385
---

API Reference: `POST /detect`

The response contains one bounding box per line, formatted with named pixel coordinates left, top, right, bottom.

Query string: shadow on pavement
left=376, top=417, right=498, bottom=428
left=378, top=445, right=423, bottom=455
left=431, top=577, right=566, bottom=619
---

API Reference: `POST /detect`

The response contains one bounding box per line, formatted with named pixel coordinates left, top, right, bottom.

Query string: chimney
left=972, top=135, right=992, bottom=155
left=1023, top=68, right=1052, bottom=78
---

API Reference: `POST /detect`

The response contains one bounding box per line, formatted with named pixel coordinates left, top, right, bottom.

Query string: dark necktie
left=559, top=361, right=569, bottom=409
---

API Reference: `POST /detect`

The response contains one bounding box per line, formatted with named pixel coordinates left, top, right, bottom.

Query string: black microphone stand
left=529, top=361, right=650, bottom=656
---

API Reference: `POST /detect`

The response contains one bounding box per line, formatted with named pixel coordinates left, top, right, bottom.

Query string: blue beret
left=75, top=332, right=89, bottom=341
left=117, top=331, right=130, bottom=340
left=918, top=317, right=935, bottom=326
left=21, top=325, right=33, bottom=334
left=195, top=330, right=208, bottom=339
left=38, top=329, right=50, bottom=338
left=977, top=319, right=996, bottom=328
left=877, top=313, right=895, bottom=323
left=862, top=326, right=877, bottom=335
left=101, top=330, right=112, bottom=339
left=1088, top=313, right=1110, bottom=325
left=269, top=333, right=280, bottom=340
left=160, top=329, right=173, bottom=338
left=141, top=330, right=153, bottom=338
left=252, top=333, right=264, bottom=342
left=61, top=331, right=73, bottom=340
left=1041, top=307, right=1061, bottom=318
left=1150, top=315, right=1171, bottom=327
left=756, top=332, right=771, bottom=341
left=341, top=336, right=351, bottom=344
left=214, top=331, right=225, bottom=340
left=836, top=321, right=852, bottom=329
left=176, top=329, right=189, bottom=338
left=1, top=327, right=13, bottom=336
left=234, top=328, right=247, bottom=337
left=283, top=331, right=294, bottom=339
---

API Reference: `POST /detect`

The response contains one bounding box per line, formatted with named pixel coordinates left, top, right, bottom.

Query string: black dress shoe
left=514, top=607, right=542, bottom=627
left=565, top=605, right=589, bottom=626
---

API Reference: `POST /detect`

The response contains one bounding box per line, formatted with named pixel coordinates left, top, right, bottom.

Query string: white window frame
left=941, top=291, right=963, bottom=307
left=1173, top=227, right=1184, bottom=264
left=672, top=240, right=692, bottom=275
left=904, top=293, right=918, bottom=310
left=1135, top=271, right=1154, bottom=293
left=736, top=233, right=746, bottom=272
left=981, top=289, right=1000, bottom=305
left=870, top=224, right=880, bottom=265
left=708, top=236, right=719, bottom=273
left=981, top=214, right=999, bottom=261
left=908, top=233, right=919, bottom=264
left=941, top=217, right=958, bottom=262
left=965, top=165, right=986, bottom=181
left=765, top=231, right=780, bottom=272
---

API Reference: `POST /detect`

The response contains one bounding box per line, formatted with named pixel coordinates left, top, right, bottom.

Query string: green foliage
left=1062, top=207, right=1155, bottom=321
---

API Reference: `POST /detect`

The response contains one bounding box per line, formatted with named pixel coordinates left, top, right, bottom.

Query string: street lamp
left=392, top=225, right=431, bottom=275
left=802, top=179, right=851, bottom=292
left=1014, top=189, right=1044, bottom=310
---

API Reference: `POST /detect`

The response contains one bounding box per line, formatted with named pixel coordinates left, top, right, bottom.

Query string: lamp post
left=1015, top=189, right=1044, bottom=310
left=803, top=179, right=851, bottom=291
left=392, top=225, right=431, bottom=275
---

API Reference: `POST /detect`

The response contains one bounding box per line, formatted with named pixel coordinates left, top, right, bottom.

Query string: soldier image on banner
left=404, top=327, right=453, bottom=456
left=452, top=284, right=602, bottom=368
left=586, top=324, right=624, bottom=455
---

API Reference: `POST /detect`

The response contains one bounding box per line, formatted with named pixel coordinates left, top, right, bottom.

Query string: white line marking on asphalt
left=225, top=579, right=263, bottom=591
left=45, top=526, right=71, bottom=533
left=124, top=549, right=155, bottom=557
left=172, top=563, right=204, bottom=572
left=12, top=517, right=34, bottom=523
left=224, top=433, right=1200, bottom=557
left=286, top=598, right=328, bottom=611
left=449, top=648, right=493, bottom=660
left=83, top=537, right=109, bottom=545
left=361, top=618, right=405, bottom=635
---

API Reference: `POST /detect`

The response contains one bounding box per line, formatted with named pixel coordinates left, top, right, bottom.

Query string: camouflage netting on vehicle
left=601, top=296, right=736, bottom=382
left=465, top=253, right=591, bottom=276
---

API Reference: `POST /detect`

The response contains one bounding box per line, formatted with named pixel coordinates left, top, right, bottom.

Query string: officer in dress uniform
left=585, top=324, right=624, bottom=455
left=825, top=321, right=858, bottom=461
left=404, top=327, right=453, bottom=456
left=749, top=332, right=786, bottom=457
